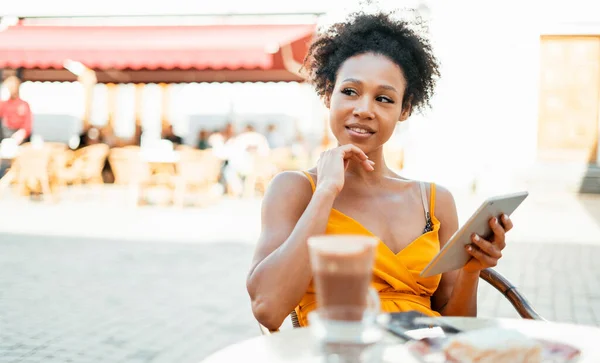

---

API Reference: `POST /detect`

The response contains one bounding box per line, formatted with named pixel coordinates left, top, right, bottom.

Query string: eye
left=377, top=96, right=394, bottom=104
left=341, top=88, right=357, bottom=96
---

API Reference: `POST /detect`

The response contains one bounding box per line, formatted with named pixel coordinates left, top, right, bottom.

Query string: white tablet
left=420, top=191, right=529, bottom=278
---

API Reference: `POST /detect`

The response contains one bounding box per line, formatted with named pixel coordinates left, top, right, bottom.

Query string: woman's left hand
left=462, top=214, right=513, bottom=273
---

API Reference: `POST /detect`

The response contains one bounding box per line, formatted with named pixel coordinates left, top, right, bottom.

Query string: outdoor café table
left=140, top=149, right=180, bottom=165
left=200, top=317, right=600, bottom=363
left=0, top=141, right=17, bottom=179
left=140, top=149, right=180, bottom=185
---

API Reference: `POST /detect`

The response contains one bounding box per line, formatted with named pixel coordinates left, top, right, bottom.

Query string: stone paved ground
left=477, top=242, right=600, bottom=325
left=0, top=235, right=257, bottom=363
left=0, top=186, right=599, bottom=362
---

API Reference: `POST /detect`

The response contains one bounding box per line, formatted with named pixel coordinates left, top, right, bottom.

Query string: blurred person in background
left=223, top=124, right=270, bottom=197
left=163, top=124, right=183, bottom=145
left=266, top=123, right=285, bottom=149
left=208, top=128, right=225, bottom=149
left=0, top=76, right=32, bottom=145
left=234, top=124, right=270, bottom=160
left=222, top=122, right=235, bottom=142
left=197, top=129, right=211, bottom=150
left=209, top=123, right=236, bottom=193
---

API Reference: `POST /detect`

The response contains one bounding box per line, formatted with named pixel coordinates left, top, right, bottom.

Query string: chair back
left=109, top=147, right=150, bottom=185
left=177, top=150, right=221, bottom=186
left=479, top=268, right=544, bottom=320
left=77, top=144, right=109, bottom=182
left=14, top=147, right=52, bottom=180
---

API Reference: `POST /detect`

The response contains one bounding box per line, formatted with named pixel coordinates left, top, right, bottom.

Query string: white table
left=140, top=150, right=180, bottom=164
left=0, top=138, right=19, bottom=160
left=201, top=317, right=600, bottom=363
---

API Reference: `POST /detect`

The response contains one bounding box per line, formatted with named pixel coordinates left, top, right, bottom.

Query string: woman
left=246, top=11, right=513, bottom=331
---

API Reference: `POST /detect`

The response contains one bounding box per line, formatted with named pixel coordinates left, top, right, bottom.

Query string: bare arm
left=247, top=144, right=373, bottom=330
left=246, top=171, right=336, bottom=330
left=432, top=185, right=514, bottom=316
left=430, top=186, right=480, bottom=317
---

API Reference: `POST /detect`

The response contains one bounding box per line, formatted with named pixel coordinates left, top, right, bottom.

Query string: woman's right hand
left=316, top=144, right=375, bottom=195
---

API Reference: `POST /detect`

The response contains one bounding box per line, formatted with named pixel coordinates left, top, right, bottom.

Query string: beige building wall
left=401, top=0, right=600, bottom=194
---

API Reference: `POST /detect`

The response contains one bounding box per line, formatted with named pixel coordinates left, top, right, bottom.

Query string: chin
left=335, top=137, right=373, bottom=153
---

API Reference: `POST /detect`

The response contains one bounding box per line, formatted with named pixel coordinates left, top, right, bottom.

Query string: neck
left=345, top=147, right=390, bottom=181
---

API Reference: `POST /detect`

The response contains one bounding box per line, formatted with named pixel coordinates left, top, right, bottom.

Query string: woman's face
left=327, top=52, right=410, bottom=153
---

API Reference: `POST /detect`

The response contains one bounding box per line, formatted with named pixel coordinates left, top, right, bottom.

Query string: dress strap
left=430, top=183, right=436, bottom=218
left=420, top=182, right=434, bottom=233
left=302, top=171, right=316, bottom=193
left=419, top=182, right=430, bottom=217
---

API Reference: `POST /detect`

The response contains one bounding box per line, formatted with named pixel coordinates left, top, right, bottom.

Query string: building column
left=106, top=83, right=117, bottom=133
left=79, top=69, right=97, bottom=132
left=160, top=83, right=170, bottom=135
left=135, top=84, right=144, bottom=128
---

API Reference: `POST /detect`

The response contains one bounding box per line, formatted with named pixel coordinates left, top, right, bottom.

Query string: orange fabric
left=295, top=171, right=442, bottom=326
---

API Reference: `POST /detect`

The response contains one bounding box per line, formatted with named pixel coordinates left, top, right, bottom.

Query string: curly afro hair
left=303, top=11, right=440, bottom=113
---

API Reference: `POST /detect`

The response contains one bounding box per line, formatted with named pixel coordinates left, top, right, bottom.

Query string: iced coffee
left=308, top=235, right=378, bottom=320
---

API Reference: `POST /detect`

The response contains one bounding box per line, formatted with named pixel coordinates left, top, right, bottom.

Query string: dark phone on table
left=384, top=311, right=461, bottom=340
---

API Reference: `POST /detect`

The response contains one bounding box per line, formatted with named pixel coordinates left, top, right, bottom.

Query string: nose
left=352, top=97, right=375, bottom=120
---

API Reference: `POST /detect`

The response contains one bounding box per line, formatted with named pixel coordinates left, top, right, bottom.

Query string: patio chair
left=48, top=148, right=79, bottom=190
left=11, top=147, right=55, bottom=200
left=75, top=144, right=110, bottom=184
left=479, top=268, right=544, bottom=321
left=173, top=149, right=222, bottom=207
left=108, top=147, right=152, bottom=205
left=258, top=267, right=544, bottom=335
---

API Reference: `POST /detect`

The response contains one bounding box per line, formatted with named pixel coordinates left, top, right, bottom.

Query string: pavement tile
left=1, top=190, right=600, bottom=361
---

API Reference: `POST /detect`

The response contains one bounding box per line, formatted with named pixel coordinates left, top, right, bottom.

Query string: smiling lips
left=345, top=124, right=375, bottom=138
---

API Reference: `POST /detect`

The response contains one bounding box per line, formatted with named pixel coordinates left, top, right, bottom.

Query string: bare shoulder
left=430, top=183, right=459, bottom=244
left=247, top=171, right=315, bottom=275
left=262, top=171, right=314, bottom=217
left=251, top=171, right=314, bottom=267
left=386, top=174, right=455, bottom=218
left=432, top=183, right=457, bottom=216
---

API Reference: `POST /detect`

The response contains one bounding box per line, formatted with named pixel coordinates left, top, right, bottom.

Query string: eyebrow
left=341, top=78, right=398, bottom=93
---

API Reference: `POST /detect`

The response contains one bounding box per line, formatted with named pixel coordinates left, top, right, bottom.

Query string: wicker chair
left=173, top=149, right=222, bottom=207
left=479, top=268, right=544, bottom=321
left=75, top=144, right=110, bottom=184
left=9, top=147, right=55, bottom=200
left=258, top=267, right=544, bottom=335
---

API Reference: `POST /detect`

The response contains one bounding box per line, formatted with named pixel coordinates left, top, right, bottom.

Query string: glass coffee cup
left=307, top=235, right=383, bottom=346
